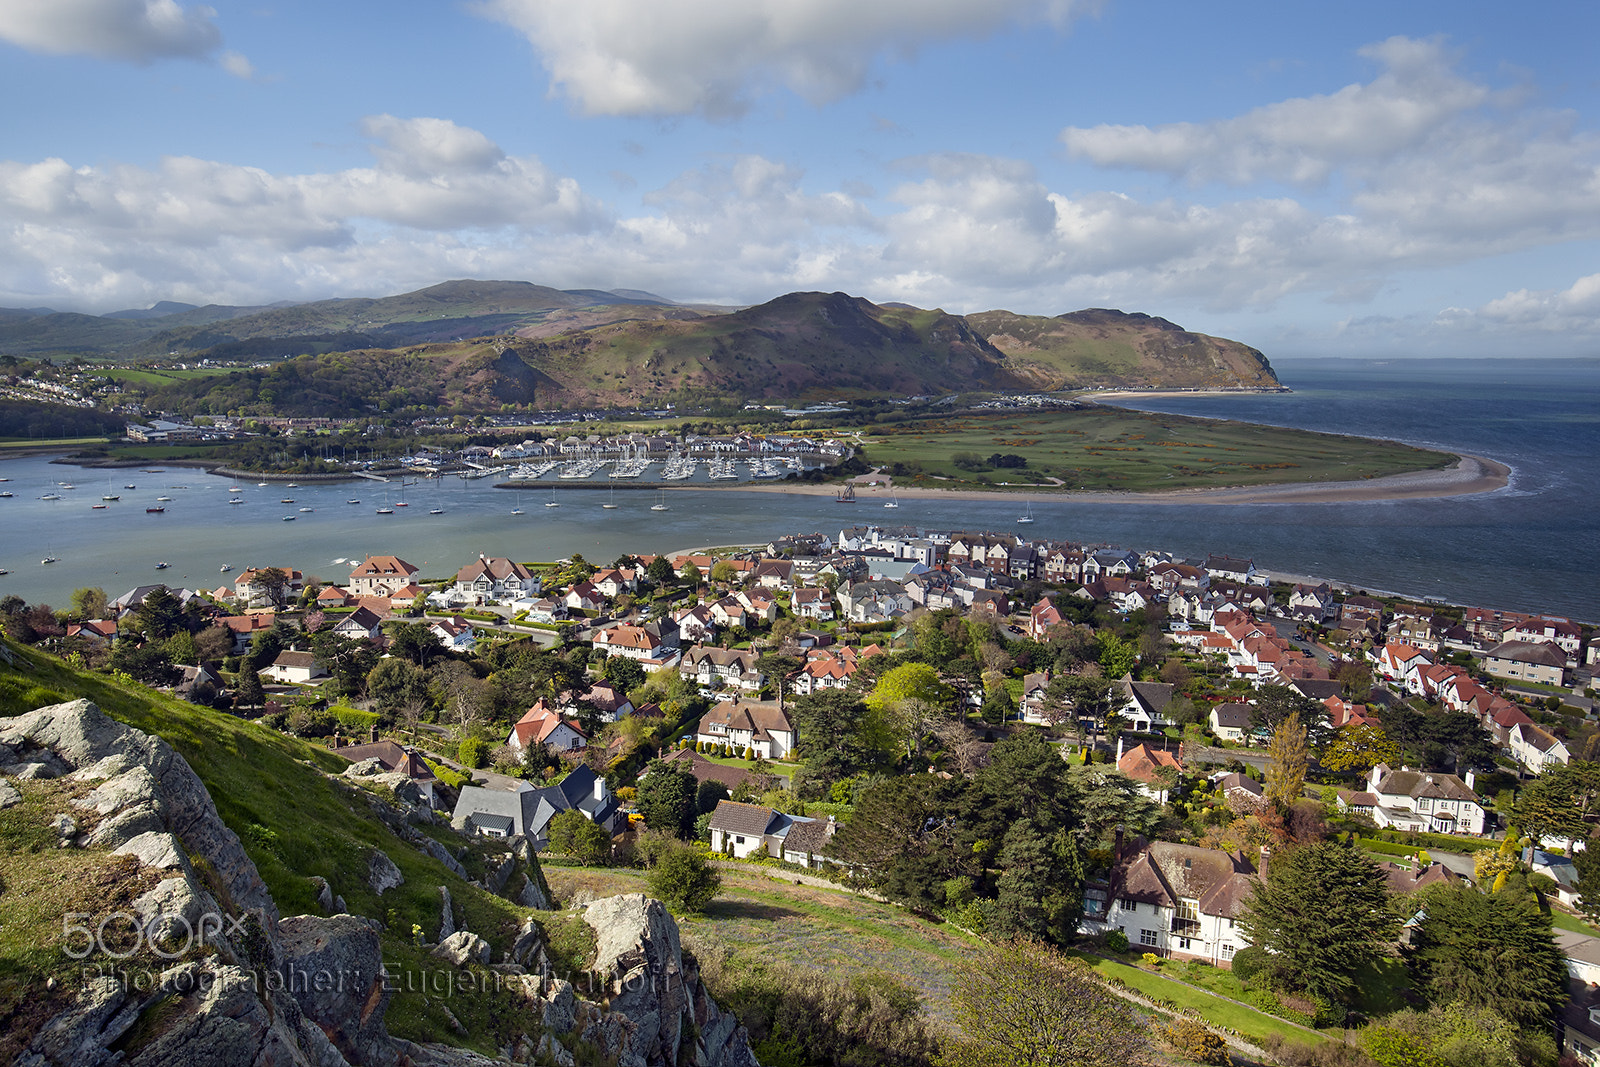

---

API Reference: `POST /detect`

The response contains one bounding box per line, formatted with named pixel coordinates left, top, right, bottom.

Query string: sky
left=1, top=0, right=1597, bottom=358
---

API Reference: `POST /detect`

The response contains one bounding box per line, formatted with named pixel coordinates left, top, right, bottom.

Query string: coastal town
left=4, top=512, right=1599, bottom=1062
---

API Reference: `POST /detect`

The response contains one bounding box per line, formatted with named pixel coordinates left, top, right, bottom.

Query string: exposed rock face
left=0, top=700, right=277, bottom=925
left=438, top=884, right=456, bottom=939
left=581, top=894, right=760, bottom=1067
left=279, top=914, right=396, bottom=1065
left=433, top=930, right=490, bottom=967
left=367, top=849, right=404, bottom=895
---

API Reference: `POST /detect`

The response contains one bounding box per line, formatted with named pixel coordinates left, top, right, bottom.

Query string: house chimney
left=1114, top=823, right=1125, bottom=861
left=1116, top=736, right=1124, bottom=764
left=369, top=723, right=379, bottom=744
left=1465, top=769, right=1476, bottom=791
left=594, top=776, right=605, bottom=802
left=1258, top=846, right=1271, bottom=882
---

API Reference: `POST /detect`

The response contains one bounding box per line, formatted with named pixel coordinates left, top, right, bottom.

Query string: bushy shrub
left=457, top=736, right=486, bottom=769
left=1230, top=945, right=1271, bottom=985
left=647, top=844, right=722, bottom=913
left=1161, top=1017, right=1231, bottom=1065
left=1105, top=929, right=1129, bottom=953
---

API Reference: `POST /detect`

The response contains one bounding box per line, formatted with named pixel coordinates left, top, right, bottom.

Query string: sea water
left=0, top=357, right=1595, bottom=621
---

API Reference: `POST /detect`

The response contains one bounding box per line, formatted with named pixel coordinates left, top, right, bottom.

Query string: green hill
left=969, top=307, right=1282, bottom=390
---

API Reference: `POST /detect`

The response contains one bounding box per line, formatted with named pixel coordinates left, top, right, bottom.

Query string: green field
left=862, top=408, right=1452, bottom=492
left=85, top=367, right=236, bottom=387
left=0, top=436, right=112, bottom=450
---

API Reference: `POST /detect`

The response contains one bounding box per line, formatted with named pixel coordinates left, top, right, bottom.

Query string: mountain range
left=1, top=280, right=1281, bottom=410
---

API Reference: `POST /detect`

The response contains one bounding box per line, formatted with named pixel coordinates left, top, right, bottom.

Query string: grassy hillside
left=0, top=639, right=557, bottom=1051
left=970, top=308, right=1281, bottom=391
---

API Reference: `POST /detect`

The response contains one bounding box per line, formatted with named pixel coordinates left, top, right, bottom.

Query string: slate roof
left=781, top=818, right=833, bottom=857
left=1110, top=841, right=1256, bottom=919
left=1210, top=703, right=1252, bottom=729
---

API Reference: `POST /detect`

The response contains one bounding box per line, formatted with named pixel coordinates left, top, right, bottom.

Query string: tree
left=235, top=668, right=265, bottom=710
left=1406, top=883, right=1566, bottom=1032
left=943, top=938, right=1151, bottom=1067
left=709, top=559, right=738, bottom=585
left=1096, top=632, right=1137, bottom=680
left=1072, top=766, right=1165, bottom=844
left=1238, top=839, right=1397, bottom=1006
left=1321, top=720, right=1399, bottom=773
left=388, top=621, right=444, bottom=667
left=1047, top=674, right=1119, bottom=742
left=366, top=657, right=430, bottom=715
left=646, top=556, right=676, bottom=585
left=695, top=777, right=728, bottom=815
left=546, top=809, right=611, bottom=866
left=257, top=567, right=291, bottom=610
left=309, top=631, right=380, bottom=697
left=831, top=775, right=963, bottom=909
left=990, top=820, right=1085, bottom=946
left=679, top=562, right=702, bottom=584
left=1576, top=837, right=1600, bottom=926
left=646, top=844, right=721, bottom=913
left=1250, top=685, right=1327, bottom=742
left=789, top=688, right=887, bottom=785
left=1265, top=711, right=1309, bottom=809
left=555, top=553, right=596, bottom=586
left=637, top=760, right=697, bottom=839
left=70, top=586, right=108, bottom=621
left=109, top=640, right=179, bottom=686
left=1514, top=760, right=1600, bottom=852
left=132, top=587, right=186, bottom=642
left=602, top=654, right=646, bottom=693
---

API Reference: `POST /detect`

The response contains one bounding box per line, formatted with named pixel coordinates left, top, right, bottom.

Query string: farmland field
left=861, top=408, right=1452, bottom=492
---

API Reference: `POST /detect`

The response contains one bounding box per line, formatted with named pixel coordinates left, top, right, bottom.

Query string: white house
left=507, top=704, right=586, bottom=756
left=707, top=800, right=817, bottom=860
left=1081, top=841, right=1258, bottom=967
left=452, top=555, right=539, bottom=603
left=1367, top=763, right=1486, bottom=836
left=261, top=650, right=326, bottom=685
left=1510, top=722, right=1571, bottom=773
left=696, top=700, right=795, bottom=759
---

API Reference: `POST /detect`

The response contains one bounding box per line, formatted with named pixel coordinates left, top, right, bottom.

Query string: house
left=1081, top=840, right=1258, bottom=966
left=428, top=616, right=478, bottom=651
left=1376, top=861, right=1461, bottom=894
left=233, top=568, right=306, bottom=609
left=1288, top=583, right=1336, bottom=624
left=216, top=613, right=279, bottom=653
left=1117, top=676, right=1176, bottom=733
left=779, top=817, right=838, bottom=868
left=591, top=568, right=637, bottom=600
left=752, top=559, right=795, bottom=590
left=332, top=606, right=385, bottom=642
left=1216, top=772, right=1266, bottom=814
left=1028, top=596, right=1065, bottom=639
left=707, top=800, right=818, bottom=861
left=593, top=624, right=665, bottom=662
left=175, top=663, right=224, bottom=702
left=1560, top=980, right=1600, bottom=1064
left=1019, top=672, right=1052, bottom=724
left=1366, top=763, right=1486, bottom=835
left=583, top=681, right=634, bottom=723
left=1117, top=742, right=1182, bottom=802
left=1484, top=641, right=1569, bottom=686
left=1204, top=555, right=1259, bottom=585
left=1510, top=722, right=1571, bottom=773
left=1335, top=789, right=1379, bottom=819
left=656, top=748, right=759, bottom=798
left=1338, top=595, right=1384, bottom=633
left=1375, top=642, right=1432, bottom=694
left=453, top=555, right=539, bottom=603
left=348, top=556, right=420, bottom=598
left=336, top=739, right=440, bottom=806
left=696, top=700, right=795, bottom=759
left=451, top=765, right=620, bottom=848
left=680, top=646, right=763, bottom=692
left=791, top=587, right=835, bottom=621
left=66, top=618, right=119, bottom=645
left=261, top=650, right=326, bottom=685
left=673, top=605, right=718, bottom=644
left=1504, top=616, right=1583, bottom=664
left=507, top=704, right=586, bottom=755
left=1208, top=703, right=1252, bottom=742
left=563, top=582, right=606, bottom=614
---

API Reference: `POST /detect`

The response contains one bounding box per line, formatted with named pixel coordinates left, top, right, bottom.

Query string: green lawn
left=1551, top=910, right=1600, bottom=937
left=861, top=408, right=1452, bottom=492
left=696, top=751, right=794, bottom=779
left=1069, top=952, right=1330, bottom=1048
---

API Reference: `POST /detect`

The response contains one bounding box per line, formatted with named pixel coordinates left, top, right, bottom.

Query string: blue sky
left=1, top=0, right=1597, bottom=357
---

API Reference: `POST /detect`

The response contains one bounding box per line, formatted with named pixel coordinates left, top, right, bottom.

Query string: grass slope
left=0, top=640, right=541, bottom=1052
left=969, top=308, right=1281, bottom=391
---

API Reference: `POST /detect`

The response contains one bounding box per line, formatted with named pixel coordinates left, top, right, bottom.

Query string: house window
left=1119, top=898, right=1137, bottom=913
left=734, top=836, right=744, bottom=844
left=1222, top=944, right=1235, bottom=959
left=1177, top=937, right=1192, bottom=951
left=1139, top=929, right=1158, bottom=948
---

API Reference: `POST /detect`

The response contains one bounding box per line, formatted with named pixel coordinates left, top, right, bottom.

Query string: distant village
left=8, top=519, right=1600, bottom=1061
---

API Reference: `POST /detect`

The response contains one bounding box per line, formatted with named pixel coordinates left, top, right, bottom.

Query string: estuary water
left=0, top=356, right=1595, bottom=621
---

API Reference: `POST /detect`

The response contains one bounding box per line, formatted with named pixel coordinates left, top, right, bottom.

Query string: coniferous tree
left=1238, top=839, right=1396, bottom=1006
left=1406, top=883, right=1566, bottom=1032
left=636, top=760, right=697, bottom=839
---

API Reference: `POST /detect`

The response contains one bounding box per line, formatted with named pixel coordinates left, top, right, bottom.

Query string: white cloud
left=474, top=0, right=1090, bottom=117
left=1463, top=273, right=1600, bottom=333
left=0, top=0, right=226, bottom=63
left=1062, top=37, right=1491, bottom=186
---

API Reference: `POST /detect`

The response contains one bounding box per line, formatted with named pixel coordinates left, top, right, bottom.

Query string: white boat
left=229, top=498, right=244, bottom=505
left=429, top=507, right=444, bottom=515
left=155, top=561, right=169, bottom=570
left=602, top=483, right=618, bottom=509
left=125, top=484, right=137, bottom=490
left=0, top=491, right=11, bottom=498
left=102, top=494, right=119, bottom=501
left=281, top=515, right=296, bottom=521
left=347, top=499, right=361, bottom=504
left=511, top=508, right=523, bottom=515
left=40, top=493, right=61, bottom=500
left=884, top=489, right=900, bottom=509
left=157, top=495, right=172, bottom=502
left=299, top=506, right=314, bottom=512
left=650, top=489, right=669, bottom=512
left=220, top=564, right=232, bottom=572
left=376, top=506, right=394, bottom=514
left=1017, top=502, right=1035, bottom=524
left=41, top=556, right=57, bottom=564
left=229, top=486, right=243, bottom=492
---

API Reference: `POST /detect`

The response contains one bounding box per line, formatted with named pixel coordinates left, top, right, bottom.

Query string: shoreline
left=675, top=453, right=1510, bottom=506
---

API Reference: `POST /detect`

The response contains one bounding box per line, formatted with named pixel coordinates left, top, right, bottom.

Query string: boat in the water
left=146, top=506, right=165, bottom=513
left=650, top=489, right=669, bottom=512
left=282, top=515, right=296, bottom=521
left=835, top=485, right=856, bottom=503
left=155, top=561, right=169, bottom=570
left=220, top=564, right=233, bottom=572
left=1017, top=502, right=1035, bottom=525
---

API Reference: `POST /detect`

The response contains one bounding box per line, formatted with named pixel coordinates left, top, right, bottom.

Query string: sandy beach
left=683, top=453, right=1510, bottom=506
